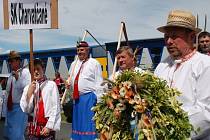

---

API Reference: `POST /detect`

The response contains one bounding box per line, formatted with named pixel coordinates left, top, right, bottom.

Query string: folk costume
left=69, top=58, right=103, bottom=140
left=155, top=52, right=210, bottom=139
left=155, top=9, right=210, bottom=139
left=5, top=68, right=31, bottom=140
left=20, top=78, right=61, bottom=140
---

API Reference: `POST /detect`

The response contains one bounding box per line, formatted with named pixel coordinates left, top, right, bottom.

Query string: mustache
left=167, top=46, right=178, bottom=51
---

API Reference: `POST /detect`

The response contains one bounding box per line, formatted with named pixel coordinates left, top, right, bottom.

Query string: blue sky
left=0, top=0, right=210, bottom=54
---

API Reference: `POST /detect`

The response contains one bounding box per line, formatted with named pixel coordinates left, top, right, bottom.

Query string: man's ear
left=189, top=32, right=196, bottom=43
left=132, top=56, right=135, bottom=61
left=86, top=47, right=90, bottom=53
left=132, top=56, right=136, bottom=65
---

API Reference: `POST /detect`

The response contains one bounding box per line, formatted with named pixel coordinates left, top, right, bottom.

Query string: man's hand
left=40, top=127, right=51, bottom=136
left=65, top=80, right=71, bottom=89
left=12, top=71, right=19, bottom=80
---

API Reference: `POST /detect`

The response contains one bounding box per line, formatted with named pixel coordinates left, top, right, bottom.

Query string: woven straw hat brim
left=157, top=23, right=202, bottom=34
left=8, top=55, right=21, bottom=61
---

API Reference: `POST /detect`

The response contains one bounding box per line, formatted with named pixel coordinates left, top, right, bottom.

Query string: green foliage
left=92, top=70, right=193, bottom=140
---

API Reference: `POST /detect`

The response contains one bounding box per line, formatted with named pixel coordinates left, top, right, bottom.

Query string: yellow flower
left=134, top=104, right=145, bottom=113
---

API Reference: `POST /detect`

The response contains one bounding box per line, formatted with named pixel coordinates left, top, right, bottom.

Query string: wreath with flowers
left=92, top=70, right=193, bottom=140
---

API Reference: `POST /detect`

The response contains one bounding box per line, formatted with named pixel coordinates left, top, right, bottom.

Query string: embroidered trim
left=72, top=130, right=96, bottom=135
left=169, top=49, right=196, bottom=87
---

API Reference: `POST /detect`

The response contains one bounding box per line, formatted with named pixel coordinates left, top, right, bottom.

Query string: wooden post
left=82, top=30, right=88, bottom=41
left=111, top=22, right=124, bottom=79
left=29, top=29, right=34, bottom=81
left=3, top=0, right=9, bottom=29
left=51, top=0, right=58, bottom=29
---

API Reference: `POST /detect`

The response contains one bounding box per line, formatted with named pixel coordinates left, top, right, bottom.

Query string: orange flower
left=112, top=86, right=119, bottom=94
left=111, top=92, right=119, bottom=99
left=125, top=88, right=134, bottom=99
left=111, top=87, right=120, bottom=99
left=142, top=114, right=153, bottom=128
left=106, top=99, right=114, bottom=109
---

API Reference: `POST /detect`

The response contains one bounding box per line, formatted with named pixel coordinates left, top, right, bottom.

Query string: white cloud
left=0, top=0, right=210, bottom=52
left=0, top=48, right=10, bottom=54
left=57, top=0, right=210, bottom=40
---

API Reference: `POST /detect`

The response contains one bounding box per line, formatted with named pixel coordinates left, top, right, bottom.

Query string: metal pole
left=86, top=30, right=106, bottom=51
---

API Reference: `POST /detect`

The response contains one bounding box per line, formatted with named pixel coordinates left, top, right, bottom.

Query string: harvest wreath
left=92, top=70, right=193, bottom=140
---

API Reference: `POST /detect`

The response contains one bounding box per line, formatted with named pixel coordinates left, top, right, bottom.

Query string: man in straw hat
left=198, top=31, right=210, bottom=55
left=68, top=41, right=103, bottom=140
left=155, top=10, right=210, bottom=139
left=4, top=50, right=31, bottom=140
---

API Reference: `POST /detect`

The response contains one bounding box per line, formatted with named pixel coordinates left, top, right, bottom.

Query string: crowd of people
left=0, top=9, right=210, bottom=140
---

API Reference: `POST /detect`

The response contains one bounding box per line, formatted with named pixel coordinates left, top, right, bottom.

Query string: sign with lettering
left=3, top=0, right=58, bottom=29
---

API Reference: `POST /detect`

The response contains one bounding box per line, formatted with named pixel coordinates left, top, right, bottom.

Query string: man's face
left=9, top=59, right=20, bottom=71
left=34, top=65, right=44, bottom=81
left=199, top=35, right=210, bottom=53
left=77, top=47, right=89, bottom=61
left=164, top=27, right=193, bottom=60
left=117, top=51, right=134, bottom=71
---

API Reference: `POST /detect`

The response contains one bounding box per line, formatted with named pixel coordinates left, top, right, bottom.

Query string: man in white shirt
left=198, top=31, right=210, bottom=55
left=155, top=10, right=210, bottom=140
left=0, top=75, right=8, bottom=119
left=111, top=46, right=142, bottom=80
left=99, top=46, right=143, bottom=139
left=5, top=51, right=31, bottom=140
left=69, top=41, right=103, bottom=140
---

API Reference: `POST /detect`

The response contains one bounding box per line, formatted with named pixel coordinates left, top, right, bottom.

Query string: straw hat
left=8, top=50, right=21, bottom=61
left=157, top=10, right=201, bottom=33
